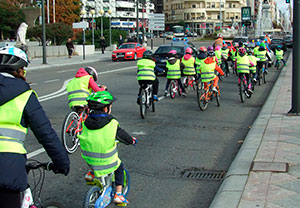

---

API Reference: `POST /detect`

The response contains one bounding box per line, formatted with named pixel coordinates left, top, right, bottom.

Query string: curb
left=209, top=53, right=291, bottom=208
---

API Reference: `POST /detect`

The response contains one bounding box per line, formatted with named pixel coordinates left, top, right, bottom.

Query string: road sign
left=72, top=22, right=88, bottom=29
left=149, top=13, right=165, bottom=31
left=241, top=7, right=251, bottom=21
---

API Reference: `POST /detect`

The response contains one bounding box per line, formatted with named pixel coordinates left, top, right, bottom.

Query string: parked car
left=186, top=32, right=198, bottom=37
left=283, top=35, right=293, bottom=48
left=112, top=43, right=146, bottom=61
left=270, top=38, right=287, bottom=52
left=145, top=32, right=156, bottom=39
left=165, top=32, right=174, bottom=40
left=153, top=38, right=198, bottom=75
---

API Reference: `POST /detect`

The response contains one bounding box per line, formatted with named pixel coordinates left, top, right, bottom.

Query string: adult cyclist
left=0, top=46, right=70, bottom=208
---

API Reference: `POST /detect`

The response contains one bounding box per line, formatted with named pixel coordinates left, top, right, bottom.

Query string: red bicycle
left=182, top=75, right=196, bottom=93
left=61, top=106, right=89, bottom=154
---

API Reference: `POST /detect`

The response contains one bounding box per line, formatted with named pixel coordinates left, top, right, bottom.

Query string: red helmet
left=223, top=44, right=228, bottom=48
left=199, top=46, right=207, bottom=52
left=185, top=47, right=193, bottom=54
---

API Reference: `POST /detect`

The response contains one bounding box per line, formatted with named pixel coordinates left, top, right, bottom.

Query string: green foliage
left=75, top=29, right=127, bottom=49
left=0, top=0, right=26, bottom=40
left=27, top=22, right=73, bottom=45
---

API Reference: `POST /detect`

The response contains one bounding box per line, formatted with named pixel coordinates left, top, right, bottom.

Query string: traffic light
left=286, top=0, right=290, bottom=3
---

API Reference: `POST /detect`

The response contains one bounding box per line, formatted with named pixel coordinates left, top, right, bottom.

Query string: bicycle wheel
left=177, top=81, right=182, bottom=96
left=151, top=91, right=155, bottom=112
left=139, top=89, right=147, bottom=119
left=169, top=80, right=176, bottom=99
left=122, top=169, right=131, bottom=197
left=61, top=111, right=80, bottom=154
left=197, top=83, right=208, bottom=111
left=239, top=82, right=245, bottom=103
left=43, top=201, right=65, bottom=208
left=263, top=71, right=266, bottom=84
left=182, top=77, right=189, bottom=93
left=215, top=89, right=220, bottom=107
left=82, top=186, right=103, bottom=208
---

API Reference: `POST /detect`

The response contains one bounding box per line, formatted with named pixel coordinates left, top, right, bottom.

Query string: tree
left=0, top=0, right=25, bottom=40
left=48, top=0, right=81, bottom=25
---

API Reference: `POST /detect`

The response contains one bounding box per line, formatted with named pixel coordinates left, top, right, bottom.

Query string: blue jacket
left=0, top=73, right=70, bottom=191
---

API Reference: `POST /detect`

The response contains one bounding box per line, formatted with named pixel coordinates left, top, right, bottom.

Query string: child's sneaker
left=85, top=170, right=95, bottom=182
left=113, top=193, right=129, bottom=204
left=164, top=90, right=168, bottom=96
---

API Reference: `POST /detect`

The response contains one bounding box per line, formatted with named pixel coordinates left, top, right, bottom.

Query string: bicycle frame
left=65, top=107, right=89, bottom=136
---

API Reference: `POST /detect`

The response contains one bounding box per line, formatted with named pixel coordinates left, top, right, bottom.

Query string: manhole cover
left=182, top=170, right=226, bottom=181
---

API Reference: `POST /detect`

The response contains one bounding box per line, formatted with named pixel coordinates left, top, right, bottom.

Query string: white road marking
left=57, top=69, right=76, bottom=73
left=29, top=83, right=38, bottom=86
left=44, top=79, right=60, bottom=83
left=131, top=131, right=147, bottom=135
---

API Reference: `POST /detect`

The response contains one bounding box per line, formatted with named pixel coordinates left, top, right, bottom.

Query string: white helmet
left=0, top=47, right=29, bottom=71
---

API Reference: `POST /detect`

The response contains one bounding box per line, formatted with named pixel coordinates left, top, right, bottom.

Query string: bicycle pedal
left=116, top=203, right=128, bottom=207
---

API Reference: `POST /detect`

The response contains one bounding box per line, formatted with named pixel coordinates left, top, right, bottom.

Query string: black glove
left=52, top=163, right=70, bottom=176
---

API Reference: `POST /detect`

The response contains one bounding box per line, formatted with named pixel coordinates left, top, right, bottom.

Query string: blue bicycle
left=82, top=169, right=130, bottom=208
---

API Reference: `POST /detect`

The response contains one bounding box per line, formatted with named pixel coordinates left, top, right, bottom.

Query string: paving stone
left=272, top=194, right=300, bottom=208
left=289, top=165, right=300, bottom=177
left=267, top=184, right=296, bottom=202
left=251, top=162, right=288, bottom=172
left=277, top=180, right=300, bottom=194
left=238, top=200, right=265, bottom=208
left=265, top=202, right=284, bottom=208
left=270, top=172, right=298, bottom=184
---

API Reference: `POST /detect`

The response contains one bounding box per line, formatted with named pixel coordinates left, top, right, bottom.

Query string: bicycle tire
left=183, top=77, right=189, bottom=93
left=139, top=89, right=147, bottom=119
left=177, top=80, right=182, bottom=96
left=215, top=91, right=220, bottom=107
left=43, top=201, right=65, bottom=208
left=197, top=82, right=208, bottom=111
left=82, top=186, right=103, bottom=208
left=122, top=169, right=131, bottom=197
left=169, top=80, right=176, bottom=99
left=151, top=90, right=155, bottom=112
left=239, top=82, right=245, bottom=103
left=61, top=111, right=80, bottom=154
left=263, top=71, right=266, bottom=84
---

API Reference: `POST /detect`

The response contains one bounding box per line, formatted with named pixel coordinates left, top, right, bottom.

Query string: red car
left=112, top=42, right=146, bottom=61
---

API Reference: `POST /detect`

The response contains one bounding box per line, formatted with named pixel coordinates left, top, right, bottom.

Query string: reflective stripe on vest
left=166, top=60, right=181, bottom=79
left=248, top=55, right=257, bottom=72
left=137, top=59, right=156, bottom=81
left=66, top=76, right=92, bottom=108
left=200, top=61, right=216, bottom=82
left=181, top=57, right=196, bottom=75
left=275, top=50, right=283, bottom=60
left=0, top=90, right=34, bottom=154
left=254, top=50, right=267, bottom=62
left=79, top=118, right=121, bottom=177
left=237, top=56, right=250, bottom=73
left=215, top=50, right=222, bottom=64
left=195, top=58, right=205, bottom=73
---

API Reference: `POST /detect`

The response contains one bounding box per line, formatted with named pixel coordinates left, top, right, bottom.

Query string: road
left=24, top=44, right=285, bottom=208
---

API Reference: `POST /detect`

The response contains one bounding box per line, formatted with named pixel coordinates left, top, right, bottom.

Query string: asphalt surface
left=24, top=42, right=285, bottom=208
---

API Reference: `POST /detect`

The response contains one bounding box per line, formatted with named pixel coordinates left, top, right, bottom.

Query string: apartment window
left=228, top=3, right=232, bottom=8
left=103, top=0, right=109, bottom=2
left=192, top=4, right=196, bottom=8
left=212, top=2, right=215, bottom=8
left=207, top=2, right=211, bottom=8
left=207, top=13, right=211, bottom=19
left=221, top=3, right=224, bottom=8
left=233, top=4, right=236, bottom=8
left=236, top=15, right=239, bottom=19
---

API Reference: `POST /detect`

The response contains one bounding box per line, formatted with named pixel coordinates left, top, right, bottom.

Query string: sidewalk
left=27, top=46, right=158, bottom=71
left=210, top=53, right=300, bottom=208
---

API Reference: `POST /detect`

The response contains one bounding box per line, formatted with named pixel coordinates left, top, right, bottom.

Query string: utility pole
left=42, top=0, right=47, bottom=64
left=136, top=0, right=139, bottom=41
left=289, top=0, right=300, bottom=114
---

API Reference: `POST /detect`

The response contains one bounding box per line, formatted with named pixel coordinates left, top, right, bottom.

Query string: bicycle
left=82, top=167, right=130, bottom=208
left=138, top=84, right=155, bottom=119
left=238, top=74, right=251, bottom=103
left=169, top=79, right=182, bottom=99
left=196, top=79, right=220, bottom=111
left=256, top=61, right=267, bottom=86
left=22, top=160, right=64, bottom=208
left=275, top=59, right=284, bottom=70
left=61, top=106, right=89, bottom=154
left=182, top=75, right=196, bottom=93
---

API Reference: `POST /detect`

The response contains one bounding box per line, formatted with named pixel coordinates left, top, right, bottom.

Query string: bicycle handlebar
left=26, top=161, right=53, bottom=173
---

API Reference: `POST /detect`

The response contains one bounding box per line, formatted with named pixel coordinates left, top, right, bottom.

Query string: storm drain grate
left=182, top=170, right=226, bottom=181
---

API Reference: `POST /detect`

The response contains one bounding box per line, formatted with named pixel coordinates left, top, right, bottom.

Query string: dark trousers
left=138, top=79, right=159, bottom=95
left=101, top=46, right=105, bottom=54
left=0, top=188, right=21, bottom=208
left=115, top=162, right=124, bottom=186
left=165, top=78, right=185, bottom=93
left=238, top=73, right=251, bottom=87
left=67, top=48, right=73, bottom=56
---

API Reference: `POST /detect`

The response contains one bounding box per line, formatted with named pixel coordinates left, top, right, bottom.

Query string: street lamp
left=99, top=9, right=104, bottom=37
left=90, top=9, right=95, bottom=46
left=107, top=9, right=112, bottom=51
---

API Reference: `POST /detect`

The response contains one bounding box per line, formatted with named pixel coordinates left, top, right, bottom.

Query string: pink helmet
left=185, top=47, right=193, bottom=54
left=169, top=50, right=177, bottom=55
left=215, top=46, right=221, bottom=51
left=238, top=47, right=246, bottom=56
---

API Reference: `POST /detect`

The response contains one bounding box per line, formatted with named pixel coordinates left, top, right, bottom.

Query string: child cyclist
left=247, top=48, right=257, bottom=83
left=274, top=45, right=286, bottom=67
left=79, top=91, right=137, bottom=205
left=66, top=66, right=106, bottom=113
left=199, top=50, right=224, bottom=93
left=164, top=50, right=186, bottom=96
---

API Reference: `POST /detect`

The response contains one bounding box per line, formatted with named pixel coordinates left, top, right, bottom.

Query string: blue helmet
left=277, top=45, right=282, bottom=49
left=256, top=41, right=260, bottom=46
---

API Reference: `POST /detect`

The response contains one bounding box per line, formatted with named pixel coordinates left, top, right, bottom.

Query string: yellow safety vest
left=275, top=49, right=283, bottom=60
left=0, top=90, right=34, bottom=154
left=166, top=60, right=181, bottom=79
left=236, top=55, right=250, bottom=74
left=254, top=50, right=267, bottom=62
left=79, top=119, right=121, bottom=177
left=66, top=76, right=92, bottom=108
left=137, top=59, right=156, bottom=81
left=200, top=61, right=216, bottom=83
left=248, top=55, right=257, bottom=73
left=181, top=56, right=196, bottom=75
left=195, top=58, right=205, bottom=74
left=215, top=50, right=222, bottom=64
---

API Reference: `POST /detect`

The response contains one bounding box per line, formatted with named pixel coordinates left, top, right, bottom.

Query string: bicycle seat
left=141, top=83, right=153, bottom=89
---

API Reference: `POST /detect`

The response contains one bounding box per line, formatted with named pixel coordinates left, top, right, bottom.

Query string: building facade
left=80, top=0, right=154, bottom=30
left=164, top=0, right=247, bottom=34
